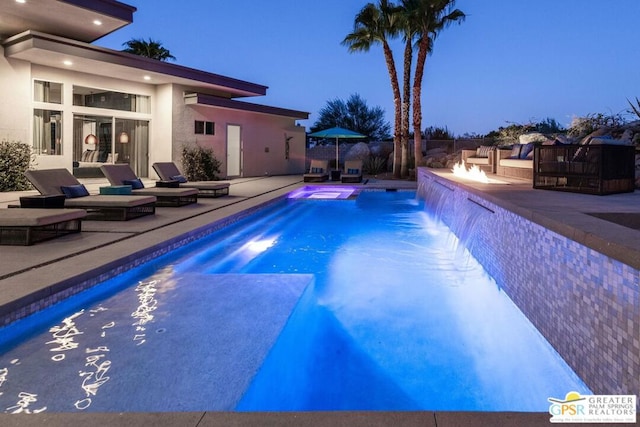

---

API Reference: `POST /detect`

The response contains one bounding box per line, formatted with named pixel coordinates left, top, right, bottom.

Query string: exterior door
left=226, top=124, right=241, bottom=177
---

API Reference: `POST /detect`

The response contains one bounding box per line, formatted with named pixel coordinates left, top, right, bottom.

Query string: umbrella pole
left=335, top=136, right=339, bottom=170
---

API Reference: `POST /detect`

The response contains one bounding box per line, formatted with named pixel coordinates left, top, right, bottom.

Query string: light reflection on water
left=0, top=191, right=590, bottom=412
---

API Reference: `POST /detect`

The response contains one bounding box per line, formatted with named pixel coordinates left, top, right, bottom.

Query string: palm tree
left=122, top=38, right=176, bottom=62
left=403, top=0, right=465, bottom=165
left=343, top=1, right=404, bottom=177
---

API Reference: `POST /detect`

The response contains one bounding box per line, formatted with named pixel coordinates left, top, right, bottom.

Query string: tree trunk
left=382, top=41, right=402, bottom=178
left=413, top=37, right=429, bottom=168
left=401, top=37, right=412, bottom=178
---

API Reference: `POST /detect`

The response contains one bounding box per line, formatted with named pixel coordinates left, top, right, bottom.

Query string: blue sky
left=97, top=1, right=639, bottom=136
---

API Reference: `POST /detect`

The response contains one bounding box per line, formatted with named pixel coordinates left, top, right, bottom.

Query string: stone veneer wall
left=418, top=168, right=639, bottom=399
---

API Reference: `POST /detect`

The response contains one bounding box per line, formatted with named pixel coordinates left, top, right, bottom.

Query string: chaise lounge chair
left=0, top=208, right=86, bottom=245
left=100, top=164, right=198, bottom=207
left=152, top=162, right=230, bottom=198
left=303, top=159, right=329, bottom=182
left=341, top=160, right=363, bottom=183
left=25, top=169, right=156, bottom=221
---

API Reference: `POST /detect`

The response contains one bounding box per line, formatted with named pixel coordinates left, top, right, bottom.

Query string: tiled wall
left=418, top=169, right=639, bottom=398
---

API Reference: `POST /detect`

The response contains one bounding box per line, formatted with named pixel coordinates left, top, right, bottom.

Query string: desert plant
left=181, top=144, right=222, bottom=181
left=363, top=155, right=387, bottom=175
left=0, top=140, right=32, bottom=192
left=627, top=97, right=640, bottom=120
left=424, top=125, right=454, bottom=140
left=567, top=112, right=627, bottom=138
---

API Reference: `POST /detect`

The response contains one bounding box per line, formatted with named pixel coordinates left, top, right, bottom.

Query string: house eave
left=3, top=31, right=268, bottom=98
left=185, top=93, right=309, bottom=120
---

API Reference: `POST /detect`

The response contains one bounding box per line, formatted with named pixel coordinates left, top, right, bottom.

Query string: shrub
left=0, top=140, right=32, bottom=192
left=567, top=113, right=627, bottom=138
left=181, top=144, right=222, bottom=181
left=363, top=156, right=386, bottom=175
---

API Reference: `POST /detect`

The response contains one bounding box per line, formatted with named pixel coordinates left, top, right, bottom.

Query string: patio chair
left=0, top=208, right=86, bottom=245
left=341, top=160, right=363, bottom=183
left=303, top=159, right=329, bottom=182
left=152, top=162, right=230, bottom=198
left=25, top=169, right=156, bottom=221
left=100, top=164, right=198, bottom=207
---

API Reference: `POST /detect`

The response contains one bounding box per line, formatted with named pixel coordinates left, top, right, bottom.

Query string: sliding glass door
left=73, top=115, right=149, bottom=177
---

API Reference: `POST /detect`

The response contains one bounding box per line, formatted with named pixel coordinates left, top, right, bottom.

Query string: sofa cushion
left=466, top=157, right=491, bottom=165
left=500, top=159, right=533, bottom=169
left=475, top=145, right=494, bottom=158
left=519, top=143, right=535, bottom=159
left=509, top=145, right=522, bottom=159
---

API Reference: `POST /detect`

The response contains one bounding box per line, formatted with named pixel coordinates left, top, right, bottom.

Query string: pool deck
left=0, top=172, right=637, bottom=426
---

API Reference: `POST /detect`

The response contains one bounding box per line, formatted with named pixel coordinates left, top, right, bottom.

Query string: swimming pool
left=0, top=190, right=590, bottom=412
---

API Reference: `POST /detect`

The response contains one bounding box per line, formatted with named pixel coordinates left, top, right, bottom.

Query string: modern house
left=0, top=0, right=309, bottom=179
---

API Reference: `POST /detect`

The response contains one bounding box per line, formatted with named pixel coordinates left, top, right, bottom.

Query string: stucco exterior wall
left=172, top=86, right=305, bottom=178
left=1, top=58, right=305, bottom=179
left=0, top=47, right=30, bottom=143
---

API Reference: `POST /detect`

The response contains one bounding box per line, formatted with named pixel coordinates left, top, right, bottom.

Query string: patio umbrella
left=308, top=126, right=366, bottom=168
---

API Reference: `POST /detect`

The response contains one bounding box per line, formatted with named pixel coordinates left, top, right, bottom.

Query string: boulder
left=345, top=142, right=371, bottom=161
left=425, top=147, right=447, bottom=157
left=519, top=132, right=549, bottom=144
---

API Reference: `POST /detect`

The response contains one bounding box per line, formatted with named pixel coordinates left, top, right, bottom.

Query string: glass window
left=34, top=80, right=62, bottom=104
left=33, top=109, right=62, bottom=155
left=73, top=85, right=150, bottom=113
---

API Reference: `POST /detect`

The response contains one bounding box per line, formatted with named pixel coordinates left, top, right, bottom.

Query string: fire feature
left=451, top=161, right=490, bottom=183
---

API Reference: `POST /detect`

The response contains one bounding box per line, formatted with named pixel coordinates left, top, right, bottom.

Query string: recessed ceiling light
left=63, top=60, right=73, bottom=66
left=15, top=0, right=26, bottom=4
left=143, top=75, right=151, bottom=81
left=93, top=19, right=102, bottom=26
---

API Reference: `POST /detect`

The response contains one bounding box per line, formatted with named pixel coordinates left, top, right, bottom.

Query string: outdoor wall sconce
left=119, top=131, right=129, bottom=143
left=84, top=134, right=97, bottom=144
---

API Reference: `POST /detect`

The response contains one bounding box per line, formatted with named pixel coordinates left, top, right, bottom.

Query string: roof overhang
left=185, top=93, right=309, bottom=120
left=3, top=31, right=268, bottom=98
left=0, top=0, right=136, bottom=43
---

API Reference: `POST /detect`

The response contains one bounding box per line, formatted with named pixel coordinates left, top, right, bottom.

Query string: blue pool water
left=0, top=191, right=590, bottom=412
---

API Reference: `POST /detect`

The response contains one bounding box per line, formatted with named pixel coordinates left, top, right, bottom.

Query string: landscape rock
left=519, top=132, right=549, bottom=144
left=345, top=142, right=370, bottom=161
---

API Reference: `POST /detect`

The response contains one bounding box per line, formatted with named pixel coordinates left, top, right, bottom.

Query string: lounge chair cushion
left=60, top=184, right=90, bottom=198
left=170, top=174, right=188, bottom=183
left=347, top=168, right=360, bottom=174
left=63, top=195, right=156, bottom=208
left=0, top=208, right=86, bottom=227
left=123, top=178, right=144, bottom=189
left=311, top=167, right=324, bottom=173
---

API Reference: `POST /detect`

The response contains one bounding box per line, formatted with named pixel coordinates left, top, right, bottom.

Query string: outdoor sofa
left=341, top=160, right=363, bottom=183
left=25, top=169, right=156, bottom=221
left=461, top=146, right=497, bottom=174
left=101, top=164, right=198, bottom=207
left=0, top=208, right=86, bottom=245
left=496, top=144, right=534, bottom=180
left=303, top=159, right=330, bottom=182
left=152, top=162, right=230, bottom=198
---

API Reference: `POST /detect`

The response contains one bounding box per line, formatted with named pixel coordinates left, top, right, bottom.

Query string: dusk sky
left=97, top=1, right=639, bottom=136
